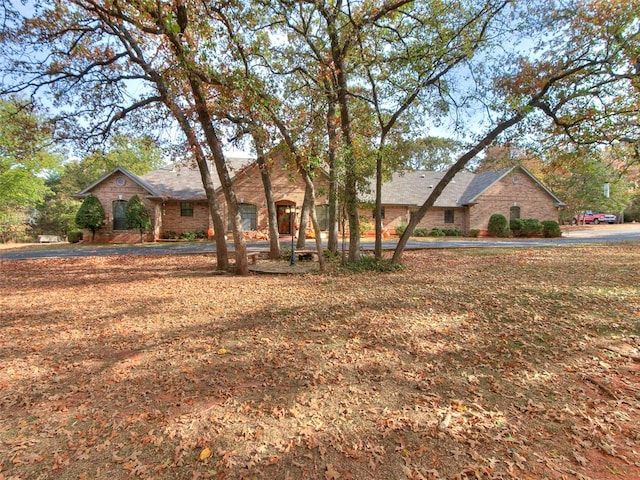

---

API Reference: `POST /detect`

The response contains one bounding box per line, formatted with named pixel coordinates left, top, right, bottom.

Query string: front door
left=277, top=205, right=294, bottom=235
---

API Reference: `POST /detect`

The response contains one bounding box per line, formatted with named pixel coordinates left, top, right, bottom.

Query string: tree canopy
left=55, top=135, right=165, bottom=198
left=1, top=0, right=638, bottom=265
left=0, top=98, right=60, bottom=241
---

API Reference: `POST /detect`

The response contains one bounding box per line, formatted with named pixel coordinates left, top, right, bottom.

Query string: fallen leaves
left=325, top=463, right=340, bottom=480
left=0, top=246, right=639, bottom=479
left=198, top=447, right=211, bottom=461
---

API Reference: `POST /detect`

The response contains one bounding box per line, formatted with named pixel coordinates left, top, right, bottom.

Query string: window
left=444, top=209, right=454, bottom=224
left=229, top=203, right=257, bottom=230
left=180, top=202, right=194, bottom=217
left=510, top=206, right=521, bottom=221
left=372, top=207, right=385, bottom=219
left=113, top=200, right=127, bottom=230
left=316, top=205, right=329, bottom=231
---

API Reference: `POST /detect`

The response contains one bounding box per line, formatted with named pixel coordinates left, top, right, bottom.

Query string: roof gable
left=75, top=166, right=162, bottom=198
left=457, top=168, right=512, bottom=205
left=366, top=165, right=564, bottom=208
left=458, top=166, right=565, bottom=206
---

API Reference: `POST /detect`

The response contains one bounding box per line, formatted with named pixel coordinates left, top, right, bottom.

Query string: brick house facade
left=365, top=167, right=564, bottom=235
left=76, top=161, right=563, bottom=243
left=76, top=157, right=330, bottom=243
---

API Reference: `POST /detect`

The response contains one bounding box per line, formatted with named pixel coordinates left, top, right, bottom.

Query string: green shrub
left=443, top=228, right=462, bottom=236
left=75, top=194, right=105, bottom=241
left=195, top=229, right=207, bottom=239
left=468, top=229, right=480, bottom=238
left=67, top=229, right=83, bottom=243
left=542, top=220, right=562, bottom=238
left=429, top=228, right=446, bottom=237
left=359, top=216, right=373, bottom=236
left=510, top=218, right=526, bottom=237
left=510, top=218, right=543, bottom=237
left=488, top=214, right=509, bottom=237
left=523, top=218, right=543, bottom=236
left=125, top=195, right=151, bottom=242
left=162, top=230, right=179, bottom=240
left=395, top=223, right=407, bottom=236
left=414, top=227, right=429, bottom=237
left=179, top=231, right=197, bottom=240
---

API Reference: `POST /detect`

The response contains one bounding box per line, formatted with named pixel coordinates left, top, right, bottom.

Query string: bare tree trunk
left=392, top=111, right=525, bottom=264
left=297, top=183, right=313, bottom=249
left=197, top=156, right=230, bottom=270
left=159, top=6, right=248, bottom=274
left=155, top=86, right=230, bottom=270
left=252, top=131, right=280, bottom=259
left=327, top=11, right=360, bottom=263
left=187, top=79, right=248, bottom=274
left=324, top=80, right=340, bottom=253
left=111, top=19, right=231, bottom=270
left=300, top=170, right=326, bottom=272
left=374, top=148, right=383, bottom=259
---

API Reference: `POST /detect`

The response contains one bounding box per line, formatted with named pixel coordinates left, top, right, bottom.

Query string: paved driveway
left=1, top=224, right=638, bottom=261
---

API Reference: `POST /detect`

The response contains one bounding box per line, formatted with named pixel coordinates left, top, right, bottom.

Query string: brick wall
left=82, top=162, right=332, bottom=243
left=82, top=172, right=158, bottom=243
left=357, top=205, right=465, bottom=234
left=213, top=162, right=329, bottom=233
left=161, top=201, right=210, bottom=235
left=83, top=167, right=560, bottom=242
left=468, top=171, right=559, bottom=232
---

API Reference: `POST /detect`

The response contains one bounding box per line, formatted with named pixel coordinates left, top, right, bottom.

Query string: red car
left=572, top=211, right=617, bottom=225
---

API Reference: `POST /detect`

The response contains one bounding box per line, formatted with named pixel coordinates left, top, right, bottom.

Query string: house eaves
left=141, top=157, right=255, bottom=201
left=364, top=170, right=476, bottom=208
left=74, top=166, right=163, bottom=199
left=458, top=166, right=565, bottom=207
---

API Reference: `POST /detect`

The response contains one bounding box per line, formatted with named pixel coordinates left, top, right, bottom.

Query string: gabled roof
left=457, top=169, right=510, bottom=205
left=367, top=170, right=476, bottom=207
left=75, top=166, right=163, bottom=199
left=75, top=157, right=255, bottom=201
left=458, top=166, right=565, bottom=206
left=141, top=157, right=254, bottom=200
left=366, top=165, right=564, bottom=208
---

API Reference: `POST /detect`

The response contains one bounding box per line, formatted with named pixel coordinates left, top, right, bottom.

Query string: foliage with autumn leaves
left=1, top=1, right=638, bottom=272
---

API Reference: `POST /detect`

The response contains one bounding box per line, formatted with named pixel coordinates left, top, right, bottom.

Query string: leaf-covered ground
left=1, top=245, right=639, bottom=480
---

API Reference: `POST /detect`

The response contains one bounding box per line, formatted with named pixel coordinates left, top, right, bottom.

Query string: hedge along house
left=362, top=166, right=565, bottom=235
left=75, top=156, right=331, bottom=243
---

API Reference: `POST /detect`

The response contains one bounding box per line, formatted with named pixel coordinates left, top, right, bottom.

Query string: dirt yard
left=1, top=246, right=639, bottom=479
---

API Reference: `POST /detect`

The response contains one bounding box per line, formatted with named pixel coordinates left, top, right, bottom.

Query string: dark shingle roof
left=368, top=170, right=476, bottom=207
left=141, top=157, right=254, bottom=200
left=368, top=166, right=564, bottom=207
left=458, top=166, right=565, bottom=206
left=457, top=168, right=511, bottom=205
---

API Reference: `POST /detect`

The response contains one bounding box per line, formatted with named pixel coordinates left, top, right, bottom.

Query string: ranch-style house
left=75, top=156, right=564, bottom=243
